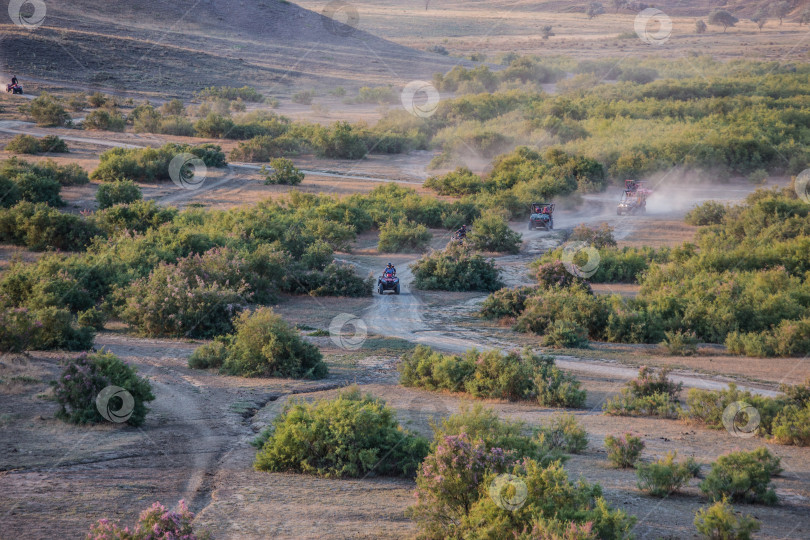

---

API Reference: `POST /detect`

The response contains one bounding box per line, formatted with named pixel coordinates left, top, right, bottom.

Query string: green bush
left=6, top=135, right=41, bottom=154
left=13, top=172, right=63, bottom=206
left=291, top=90, right=315, bottom=105
left=468, top=212, right=522, bottom=253
left=771, top=403, right=810, bottom=446
left=0, top=202, right=100, bottom=251
left=636, top=451, right=698, bottom=497
left=27, top=93, right=70, bottom=126
left=700, top=447, right=782, bottom=504
left=479, top=286, right=536, bottom=320
left=94, top=199, right=177, bottom=235
left=262, top=157, right=304, bottom=185
left=569, top=223, right=617, bottom=248
left=91, top=143, right=226, bottom=183
left=254, top=387, right=428, bottom=477
left=84, top=108, right=126, bottom=131
left=411, top=243, right=503, bottom=291
left=536, top=413, right=588, bottom=454
left=77, top=307, right=105, bottom=330
left=400, top=346, right=585, bottom=407
left=220, top=307, right=327, bottom=378
left=195, top=86, right=264, bottom=102
left=605, top=432, right=645, bottom=468
left=694, top=498, right=761, bottom=540
left=0, top=307, right=40, bottom=353
left=685, top=201, right=727, bottom=226
left=187, top=340, right=228, bottom=370
left=52, top=350, right=154, bottom=427
left=0, top=306, right=94, bottom=352
left=424, top=167, right=485, bottom=196
left=681, top=383, right=787, bottom=438
left=351, top=86, right=398, bottom=104
left=377, top=219, right=431, bottom=252
left=661, top=329, right=699, bottom=355
left=604, top=366, right=682, bottom=418
left=96, top=180, right=142, bottom=209
left=67, top=93, right=88, bottom=111
left=313, top=121, right=367, bottom=159
left=541, top=319, right=590, bottom=349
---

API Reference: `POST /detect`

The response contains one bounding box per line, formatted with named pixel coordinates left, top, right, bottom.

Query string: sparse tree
left=610, top=0, right=626, bottom=13
left=708, top=9, right=739, bottom=32
left=695, top=19, right=707, bottom=34
left=541, top=25, right=555, bottom=40
left=801, top=7, right=810, bottom=25
left=587, top=2, right=606, bottom=19
left=770, top=1, right=791, bottom=25
left=751, top=9, right=768, bottom=31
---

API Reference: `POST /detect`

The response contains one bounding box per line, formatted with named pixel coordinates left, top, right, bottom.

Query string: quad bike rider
left=378, top=263, right=400, bottom=294
left=453, top=224, right=468, bottom=244
left=617, top=179, right=651, bottom=215
left=528, top=203, right=554, bottom=230
left=6, top=76, right=22, bottom=95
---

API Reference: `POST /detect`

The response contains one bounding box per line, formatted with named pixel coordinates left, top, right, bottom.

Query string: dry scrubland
left=2, top=0, right=810, bottom=538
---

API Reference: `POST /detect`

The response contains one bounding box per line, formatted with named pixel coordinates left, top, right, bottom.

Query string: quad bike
left=377, top=271, right=400, bottom=295
left=617, top=180, right=651, bottom=215
left=528, top=203, right=554, bottom=230
left=6, top=84, right=22, bottom=95
left=452, top=230, right=467, bottom=245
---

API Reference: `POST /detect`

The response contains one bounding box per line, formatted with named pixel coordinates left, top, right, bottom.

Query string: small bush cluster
left=699, top=447, right=781, bottom=504
left=411, top=243, right=503, bottom=292
left=399, top=345, right=586, bottom=407
left=0, top=202, right=100, bottom=251
left=188, top=307, right=328, bottom=379
left=52, top=350, right=154, bottom=427
left=253, top=388, right=429, bottom=477
left=467, top=212, right=522, bottom=253
left=195, top=85, right=265, bottom=102
left=26, top=93, right=71, bottom=126
left=694, top=498, right=760, bottom=540
left=86, top=500, right=210, bottom=539
left=6, top=134, right=68, bottom=154
left=685, top=201, right=727, bottom=225
left=604, top=432, right=644, bottom=468
left=569, top=223, right=617, bottom=248
left=636, top=451, right=700, bottom=497
left=604, top=366, right=682, bottom=418
left=377, top=219, right=431, bottom=252
left=262, top=157, right=304, bottom=185
left=96, top=180, right=142, bottom=209
left=84, top=108, right=126, bottom=131
left=91, top=143, right=227, bottom=183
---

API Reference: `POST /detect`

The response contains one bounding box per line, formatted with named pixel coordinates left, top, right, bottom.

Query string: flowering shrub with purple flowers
left=52, top=350, right=154, bottom=426
left=86, top=499, right=211, bottom=539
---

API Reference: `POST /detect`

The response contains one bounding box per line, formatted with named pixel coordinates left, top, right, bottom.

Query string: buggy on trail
left=617, top=180, right=651, bottom=215
left=377, top=267, right=400, bottom=295
left=528, top=203, right=554, bottom=230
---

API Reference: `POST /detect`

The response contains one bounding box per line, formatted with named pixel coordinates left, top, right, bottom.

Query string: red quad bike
left=6, top=84, right=23, bottom=95
left=528, top=203, right=554, bottom=230
left=617, top=179, right=652, bottom=216
left=378, top=269, right=400, bottom=295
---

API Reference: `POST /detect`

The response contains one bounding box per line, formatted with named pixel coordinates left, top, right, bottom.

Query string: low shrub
left=569, top=223, right=617, bottom=248
left=771, top=403, right=810, bottom=446
left=468, top=212, right=522, bottom=253
left=77, top=307, right=106, bottom=330
left=424, top=167, right=484, bottom=195
left=0, top=307, right=41, bottom=353
left=86, top=500, right=211, bottom=539
left=195, top=85, right=264, bottom=102
left=188, top=340, right=229, bottom=370
left=479, top=286, right=536, bottom=320
left=52, top=350, right=154, bottom=427
left=351, top=86, right=398, bottom=104
left=377, top=219, right=431, bottom=252
left=605, top=432, right=644, bottom=468
left=291, top=90, right=315, bottom=105
left=681, top=383, right=787, bottom=438
left=253, top=387, right=429, bottom=477
left=533, top=260, right=593, bottom=290
left=400, top=346, right=585, bottom=407
left=96, top=180, right=142, bottom=209
left=662, top=330, right=699, bottom=356
left=263, top=157, right=304, bottom=185
left=536, top=413, right=588, bottom=454
left=91, top=143, right=226, bottom=183
left=694, top=498, right=761, bottom=540
left=636, top=451, right=697, bottom=497
left=93, top=199, right=177, bottom=235
left=0, top=202, right=100, bottom=251
left=725, top=318, right=810, bottom=357
left=411, top=243, right=503, bottom=292
left=84, top=108, right=126, bottom=131
left=67, top=93, right=87, bottom=111
left=685, top=201, right=727, bottom=225
left=699, top=447, right=781, bottom=504
left=541, top=319, right=590, bottom=349
left=6, top=135, right=42, bottom=154
left=604, top=366, right=682, bottom=418
left=220, top=307, right=327, bottom=378
left=27, top=93, right=70, bottom=126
